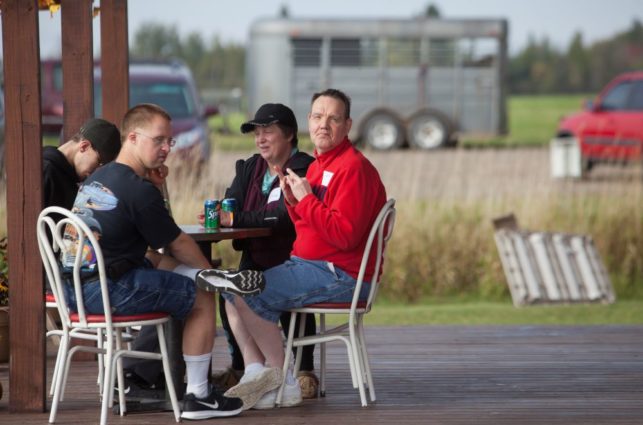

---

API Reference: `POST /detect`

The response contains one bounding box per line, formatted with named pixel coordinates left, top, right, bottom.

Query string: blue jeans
left=63, top=261, right=196, bottom=320
left=224, top=256, right=370, bottom=323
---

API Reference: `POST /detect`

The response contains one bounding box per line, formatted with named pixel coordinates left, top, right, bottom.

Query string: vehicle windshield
left=95, top=81, right=197, bottom=119
left=130, top=82, right=196, bottom=119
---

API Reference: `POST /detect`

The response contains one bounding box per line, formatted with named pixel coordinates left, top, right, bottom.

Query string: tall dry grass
left=166, top=146, right=642, bottom=302
left=1, top=146, right=640, bottom=302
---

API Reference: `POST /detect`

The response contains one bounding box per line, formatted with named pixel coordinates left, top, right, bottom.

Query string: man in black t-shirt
left=64, top=104, right=264, bottom=420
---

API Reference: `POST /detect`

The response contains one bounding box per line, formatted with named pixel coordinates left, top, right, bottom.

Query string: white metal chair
left=276, top=198, right=396, bottom=407
left=37, top=206, right=180, bottom=425
left=45, top=291, right=106, bottom=397
left=46, top=292, right=136, bottom=399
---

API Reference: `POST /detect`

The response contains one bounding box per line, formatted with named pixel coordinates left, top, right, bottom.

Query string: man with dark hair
left=200, top=89, right=387, bottom=410
left=43, top=118, right=121, bottom=210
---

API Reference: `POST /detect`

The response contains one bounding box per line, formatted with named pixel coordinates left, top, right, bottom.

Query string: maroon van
left=40, top=59, right=218, bottom=163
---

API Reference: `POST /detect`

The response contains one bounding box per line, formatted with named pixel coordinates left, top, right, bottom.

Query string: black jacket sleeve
left=231, top=156, right=307, bottom=233
left=228, top=153, right=312, bottom=252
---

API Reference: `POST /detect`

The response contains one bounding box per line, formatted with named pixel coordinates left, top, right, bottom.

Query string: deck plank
left=0, top=325, right=641, bottom=424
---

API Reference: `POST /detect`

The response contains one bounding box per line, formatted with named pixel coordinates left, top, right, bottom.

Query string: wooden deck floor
left=1, top=325, right=642, bottom=425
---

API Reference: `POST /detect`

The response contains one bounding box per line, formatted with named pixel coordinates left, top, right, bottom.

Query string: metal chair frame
left=276, top=198, right=396, bottom=407
left=37, top=206, right=180, bottom=425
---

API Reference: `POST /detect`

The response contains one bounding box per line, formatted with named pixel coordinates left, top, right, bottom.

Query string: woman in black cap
left=212, top=103, right=319, bottom=407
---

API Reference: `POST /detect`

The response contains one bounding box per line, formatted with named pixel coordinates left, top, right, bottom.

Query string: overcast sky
left=1, top=0, right=642, bottom=58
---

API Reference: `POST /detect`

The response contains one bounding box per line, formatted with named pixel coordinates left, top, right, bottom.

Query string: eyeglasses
left=134, top=131, right=176, bottom=148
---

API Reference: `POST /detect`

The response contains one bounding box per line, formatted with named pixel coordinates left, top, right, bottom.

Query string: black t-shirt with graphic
left=64, top=162, right=180, bottom=275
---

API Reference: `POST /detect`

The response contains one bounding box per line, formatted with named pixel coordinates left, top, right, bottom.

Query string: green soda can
left=204, top=199, right=220, bottom=230
left=222, top=198, right=236, bottom=225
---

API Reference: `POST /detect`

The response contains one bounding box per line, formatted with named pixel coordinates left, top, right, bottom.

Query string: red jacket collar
left=314, top=137, right=352, bottom=165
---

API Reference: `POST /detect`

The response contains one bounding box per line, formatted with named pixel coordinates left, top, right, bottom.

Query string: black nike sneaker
left=196, top=268, right=265, bottom=296
left=114, top=370, right=165, bottom=401
left=181, top=387, right=243, bottom=420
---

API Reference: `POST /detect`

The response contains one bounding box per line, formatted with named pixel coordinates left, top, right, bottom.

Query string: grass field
left=501, top=94, right=590, bottom=146
left=2, top=94, right=641, bottom=326
left=354, top=299, right=643, bottom=325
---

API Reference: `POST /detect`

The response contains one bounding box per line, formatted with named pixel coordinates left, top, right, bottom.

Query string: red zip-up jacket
left=288, top=138, right=387, bottom=282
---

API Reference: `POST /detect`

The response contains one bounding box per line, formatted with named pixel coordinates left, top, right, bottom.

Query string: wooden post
left=60, top=0, right=98, bottom=362
left=1, top=0, right=46, bottom=412
left=100, top=0, right=129, bottom=126
left=61, top=0, right=95, bottom=141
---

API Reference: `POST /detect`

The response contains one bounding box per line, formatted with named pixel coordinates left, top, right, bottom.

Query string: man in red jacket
left=201, top=88, right=386, bottom=410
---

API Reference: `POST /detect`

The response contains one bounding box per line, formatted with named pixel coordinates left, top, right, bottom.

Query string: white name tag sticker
left=267, top=187, right=282, bottom=203
left=322, top=170, right=334, bottom=187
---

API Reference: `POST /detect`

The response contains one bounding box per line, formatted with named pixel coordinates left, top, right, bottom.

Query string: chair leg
left=157, top=324, right=181, bottom=422
left=293, top=313, right=307, bottom=373
left=99, top=332, right=115, bottom=425
left=46, top=310, right=61, bottom=346
left=348, top=323, right=368, bottom=407
left=49, top=332, right=71, bottom=423
left=60, top=344, right=87, bottom=401
left=357, top=317, right=376, bottom=402
left=48, top=332, right=65, bottom=396
left=97, top=329, right=105, bottom=393
left=276, top=311, right=298, bottom=406
left=319, top=314, right=326, bottom=397
left=115, top=329, right=127, bottom=416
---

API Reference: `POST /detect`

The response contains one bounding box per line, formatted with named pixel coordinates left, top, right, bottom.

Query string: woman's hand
left=275, top=165, right=298, bottom=206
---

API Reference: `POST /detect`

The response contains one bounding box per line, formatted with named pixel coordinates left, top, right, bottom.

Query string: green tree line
left=509, top=20, right=643, bottom=94
left=131, top=19, right=643, bottom=95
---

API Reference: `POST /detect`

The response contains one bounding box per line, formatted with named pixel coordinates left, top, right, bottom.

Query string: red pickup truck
left=555, top=71, right=643, bottom=173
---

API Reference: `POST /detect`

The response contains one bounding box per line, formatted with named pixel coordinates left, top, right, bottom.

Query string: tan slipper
left=297, top=371, right=319, bottom=399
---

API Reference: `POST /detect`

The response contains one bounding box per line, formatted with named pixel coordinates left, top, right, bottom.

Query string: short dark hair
left=311, top=88, right=351, bottom=119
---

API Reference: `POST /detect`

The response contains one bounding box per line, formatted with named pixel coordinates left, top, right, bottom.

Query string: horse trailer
left=246, top=17, right=508, bottom=149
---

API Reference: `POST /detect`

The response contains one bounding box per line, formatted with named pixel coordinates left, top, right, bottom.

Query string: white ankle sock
left=173, top=264, right=200, bottom=281
left=244, top=362, right=265, bottom=378
left=184, top=352, right=212, bottom=398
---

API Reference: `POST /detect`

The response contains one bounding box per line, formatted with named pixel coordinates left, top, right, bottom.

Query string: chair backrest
left=351, top=198, right=396, bottom=313
left=37, top=206, right=113, bottom=328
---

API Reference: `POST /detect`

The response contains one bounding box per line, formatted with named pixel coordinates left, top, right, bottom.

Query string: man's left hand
left=147, top=165, right=169, bottom=187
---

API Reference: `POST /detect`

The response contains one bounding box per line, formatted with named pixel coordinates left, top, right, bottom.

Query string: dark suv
left=555, top=71, right=643, bottom=173
left=41, top=59, right=218, bottom=163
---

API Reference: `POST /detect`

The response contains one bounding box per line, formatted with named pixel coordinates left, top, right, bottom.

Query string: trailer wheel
left=407, top=111, right=451, bottom=149
left=361, top=112, right=405, bottom=150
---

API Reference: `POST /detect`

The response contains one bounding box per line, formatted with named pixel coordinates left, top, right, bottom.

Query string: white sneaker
left=223, top=367, right=282, bottom=410
left=253, top=381, right=303, bottom=410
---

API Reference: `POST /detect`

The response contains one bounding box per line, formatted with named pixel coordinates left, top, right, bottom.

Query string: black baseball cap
left=79, top=118, right=121, bottom=164
left=240, top=103, right=298, bottom=134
